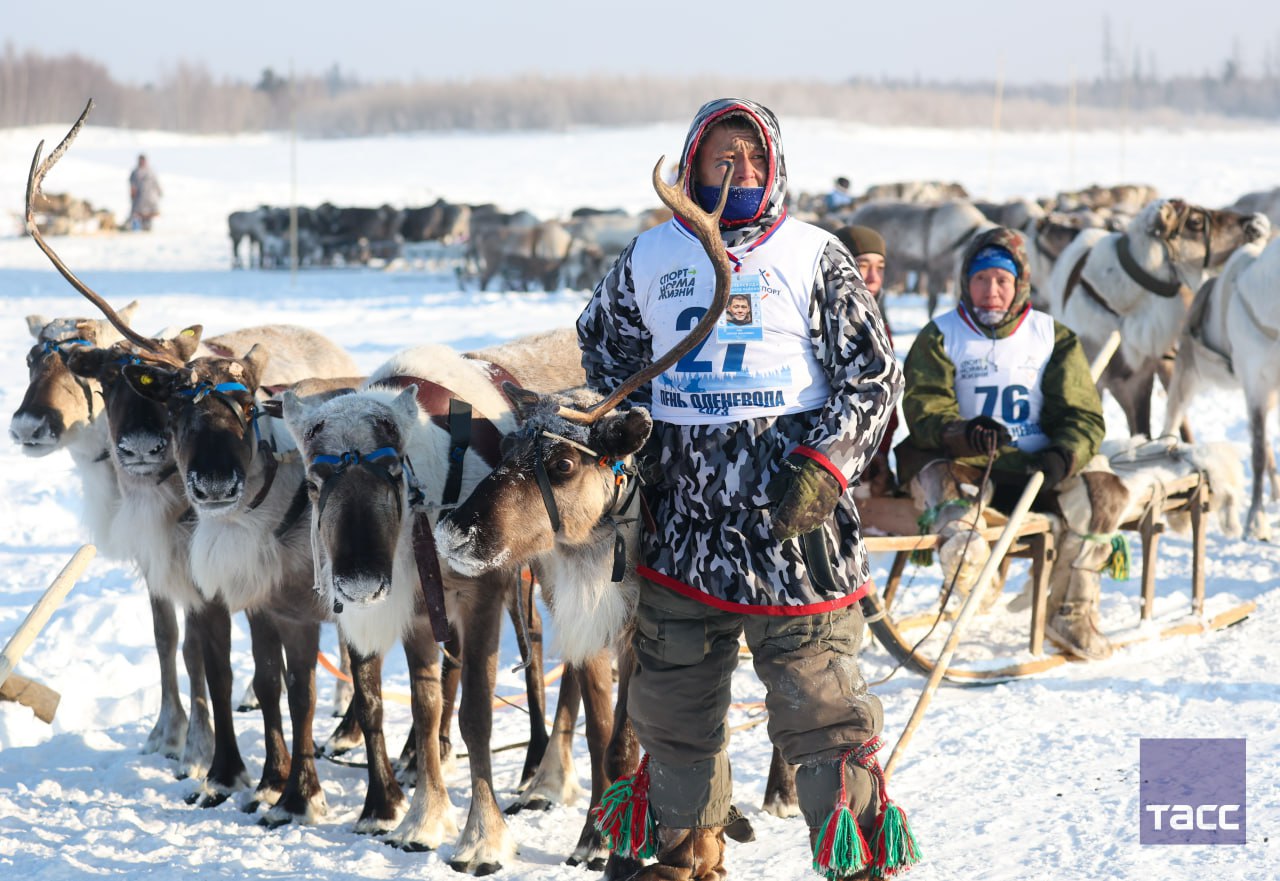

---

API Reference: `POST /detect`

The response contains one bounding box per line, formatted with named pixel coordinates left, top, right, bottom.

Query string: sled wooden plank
left=0, top=545, right=96, bottom=691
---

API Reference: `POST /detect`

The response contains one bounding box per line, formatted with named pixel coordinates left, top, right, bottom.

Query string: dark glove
left=1037, top=446, right=1073, bottom=489
left=767, top=453, right=844, bottom=542
left=965, top=416, right=1012, bottom=454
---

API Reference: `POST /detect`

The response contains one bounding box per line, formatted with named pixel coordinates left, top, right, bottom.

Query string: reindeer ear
left=241, top=344, right=271, bottom=388
left=504, top=382, right=543, bottom=421
left=26, top=315, right=48, bottom=339
left=167, top=325, right=203, bottom=361
left=122, top=362, right=180, bottom=402
left=1149, top=200, right=1179, bottom=238
left=279, top=390, right=313, bottom=444
left=118, top=300, right=141, bottom=324
left=589, top=407, right=652, bottom=459
left=390, top=385, right=422, bottom=432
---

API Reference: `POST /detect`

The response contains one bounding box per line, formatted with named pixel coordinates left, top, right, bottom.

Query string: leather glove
left=767, top=453, right=844, bottom=542
left=965, top=416, right=1012, bottom=454
left=1038, top=446, right=1073, bottom=489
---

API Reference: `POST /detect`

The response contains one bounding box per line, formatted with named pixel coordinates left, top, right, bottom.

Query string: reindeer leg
left=323, top=689, right=365, bottom=755
left=387, top=619, right=458, bottom=851
left=177, top=603, right=215, bottom=781
left=450, top=577, right=516, bottom=874
left=598, top=646, right=643, bottom=881
left=244, top=610, right=289, bottom=813
left=332, top=630, right=355, bottom=717
left=262, top=618, right=327, bottom=827
left=142, top=593, right=187, bottom=760
left=431, top=623, right=462, bottom=778
left=346, top=644, right=408, bottom=834
left=566, top=650, right=615, bottom=869
left=509, top=573, right=548, bottom=788
left=187, top=598, right=252, bottom=807
left=1247, top=400, right=1272, bottom=541
left=762, top=746, right=800, bottom=818
left=510, top=662, right=582, bottom=812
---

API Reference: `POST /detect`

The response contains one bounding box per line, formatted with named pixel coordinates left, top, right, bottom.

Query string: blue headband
left=968, top=246, right=1019, bottom=278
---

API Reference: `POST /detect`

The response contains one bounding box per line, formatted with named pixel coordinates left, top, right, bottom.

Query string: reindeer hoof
left=504, top=796, right=552, bottom=815
left=393, top=840, right=434, bottom=854
left=191, top=790, right=230, bottom=809
left=259, top=812, right=293, bottom=829
left=449, top=859, right=502, bottom=876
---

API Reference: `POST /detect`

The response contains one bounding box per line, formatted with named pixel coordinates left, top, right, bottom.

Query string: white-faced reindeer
left=1047, top=198, right=1269, bottom=437
left=280, top=334, right=583, bottom=872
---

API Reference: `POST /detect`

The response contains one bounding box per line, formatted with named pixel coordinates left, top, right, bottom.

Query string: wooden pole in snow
left=1090, top=330, right=1122, bottom=383
left=884, top=473, right=1044, bottom=781
left=0, top=545, right=96, bottom=698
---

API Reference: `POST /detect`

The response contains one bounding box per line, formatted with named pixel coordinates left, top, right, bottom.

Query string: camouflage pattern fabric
left=577, top=98, right=901, bottom=609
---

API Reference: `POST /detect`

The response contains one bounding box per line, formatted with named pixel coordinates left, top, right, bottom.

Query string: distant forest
left=3, top=46, right=1280, bottom=135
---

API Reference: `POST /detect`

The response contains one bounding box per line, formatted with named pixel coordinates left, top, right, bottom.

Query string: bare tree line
left=3, top=45, right=1279, bottom=136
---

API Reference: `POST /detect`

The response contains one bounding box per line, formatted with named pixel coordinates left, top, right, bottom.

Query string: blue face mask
left=695, top=185, right=765, bottom=221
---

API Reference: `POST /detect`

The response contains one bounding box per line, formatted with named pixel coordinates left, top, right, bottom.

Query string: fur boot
left=911, top=461, right=1001, bottom=611
left=1045, top=470, right=1131, bottom=661
left=625, top=826, right=726, bottom=881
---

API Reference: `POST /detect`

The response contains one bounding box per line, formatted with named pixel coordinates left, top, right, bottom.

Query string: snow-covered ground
left=0, top=118, right=1276, bottom=880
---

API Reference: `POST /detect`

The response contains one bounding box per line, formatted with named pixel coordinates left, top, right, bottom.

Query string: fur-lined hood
left=957, top=226, right=1032, bottom=338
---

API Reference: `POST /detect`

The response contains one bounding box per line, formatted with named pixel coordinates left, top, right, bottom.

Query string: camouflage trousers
left=630, top=578, right=884, bottom=829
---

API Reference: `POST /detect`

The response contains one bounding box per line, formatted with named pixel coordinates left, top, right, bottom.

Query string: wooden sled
left=857, top=472, right=1255, bottom=684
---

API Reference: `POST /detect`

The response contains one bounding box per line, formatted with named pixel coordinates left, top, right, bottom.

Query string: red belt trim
left=637, top=565, right=869, bottom=616
left=789, top=445, right=849, bottom=492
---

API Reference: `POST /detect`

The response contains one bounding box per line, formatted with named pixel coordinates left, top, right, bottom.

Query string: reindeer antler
left=25, top=100, right=185, bottom=368
left=559, top=157, right=733, bottom=424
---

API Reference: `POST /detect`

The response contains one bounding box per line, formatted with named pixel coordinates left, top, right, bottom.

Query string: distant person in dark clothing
left=128, top=155, right=162, bottom=231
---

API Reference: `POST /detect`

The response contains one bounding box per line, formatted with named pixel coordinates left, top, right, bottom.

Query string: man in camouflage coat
left=579, top=98, right=909, bottom=880
left=898, top=226, right=1128, bottom=660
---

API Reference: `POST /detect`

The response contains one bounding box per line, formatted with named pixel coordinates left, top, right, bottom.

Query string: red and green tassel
left=591, top=753, right=657, bottom=859
left=811, top=749, right=871, bottom=879
left=850, top=736, right=921, bottom=878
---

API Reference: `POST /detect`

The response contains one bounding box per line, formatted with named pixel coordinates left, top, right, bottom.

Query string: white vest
left=935, top=307, right=1056, bottom=453
left=632, top=217, right=831, bottom=424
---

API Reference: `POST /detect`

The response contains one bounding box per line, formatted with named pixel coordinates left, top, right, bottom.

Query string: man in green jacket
left=898, top=226, right=1129, bottom=660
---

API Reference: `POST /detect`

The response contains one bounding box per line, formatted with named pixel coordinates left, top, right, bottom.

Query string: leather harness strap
left=1116, top=234, right=1185, bottom=299
left=1062, top=251, right=1120, bottom=318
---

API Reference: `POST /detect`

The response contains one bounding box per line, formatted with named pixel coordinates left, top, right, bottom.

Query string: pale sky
left=10, top=1, right=1279, bottom=86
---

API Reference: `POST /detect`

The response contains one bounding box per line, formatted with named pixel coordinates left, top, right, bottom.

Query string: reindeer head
left=9, top=303, right=140, bottom=455
left=282, top=386, right=420, bottom=609
left=117, top=346, right=267, bottom=510
left=436, top=386, right=652, bottom=579
left=63, top=327, right=203, bottom=477
left=1142, top=198, right=1270, bottom=278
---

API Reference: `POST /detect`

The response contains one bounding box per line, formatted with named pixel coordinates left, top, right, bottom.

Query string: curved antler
left=25, top=99, right=185, bottom=368
left=559, top=157, right=733, bottom=424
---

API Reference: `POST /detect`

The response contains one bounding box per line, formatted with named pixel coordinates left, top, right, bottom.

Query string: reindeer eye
left=305, top=479, right=320, bottom=497
left=1186, top=216, right=1204, bottom=231
left=553, top=457, right=576, bottom=475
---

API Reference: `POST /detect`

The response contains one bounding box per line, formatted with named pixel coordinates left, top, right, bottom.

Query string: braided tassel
left=1104, top=534, right=1130, bottom=581
left=591, top=753, right=657, bottom=859
left=811, top=749, right=871, bottom=879
left=850, top=737, right=921, bottom=878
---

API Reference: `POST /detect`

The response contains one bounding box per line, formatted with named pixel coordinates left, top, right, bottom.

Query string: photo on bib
left=718, top=275, right=763, bottom=342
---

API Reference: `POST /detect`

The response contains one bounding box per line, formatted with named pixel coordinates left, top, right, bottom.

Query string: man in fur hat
left=897, top=227, right=1127, bottom=661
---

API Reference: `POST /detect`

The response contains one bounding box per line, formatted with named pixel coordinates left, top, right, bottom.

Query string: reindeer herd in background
left=10, top=103, right=1280, bottom=875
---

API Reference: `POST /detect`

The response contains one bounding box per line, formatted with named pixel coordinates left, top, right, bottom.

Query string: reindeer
left=1046, top=198, right=1269, bottom=438
left=22, top=102, right=360, bottom=822
left=8, top=304, right=212, bottom=767
left=1161, top=236, right=1280, bottom=540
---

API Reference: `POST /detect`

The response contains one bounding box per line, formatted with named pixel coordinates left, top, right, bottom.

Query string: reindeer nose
left=116, top=433, right=168, bottom=461
left=187, top=471, right=243, bottom=505
left=9, top=411, right=61, bottom=447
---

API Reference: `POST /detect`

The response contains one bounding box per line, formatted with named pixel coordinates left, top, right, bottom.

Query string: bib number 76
left=974, top=384, right=1029, bottom=423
